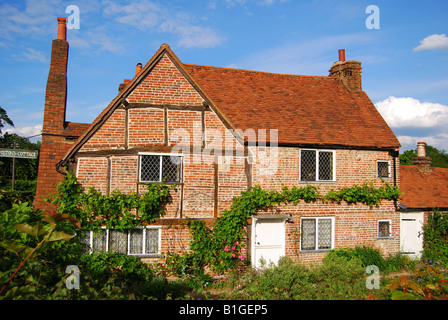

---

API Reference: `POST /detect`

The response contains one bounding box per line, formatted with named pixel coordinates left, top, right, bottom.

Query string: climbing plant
left=48, top=171, right=171, bottom=232
left=169, top=181, right=401, bottom=275
left=48, top=172, right=401, bottom=276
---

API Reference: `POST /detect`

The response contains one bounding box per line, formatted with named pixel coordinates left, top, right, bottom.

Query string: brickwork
left=128, top=108, right=164, bottom=146
left=127, top=54, right=203, bottom=105
left=80, top=109, right=125, bottom=152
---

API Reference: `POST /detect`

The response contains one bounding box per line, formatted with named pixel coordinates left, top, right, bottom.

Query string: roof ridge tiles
left=183, top=63, right=335, bottom=80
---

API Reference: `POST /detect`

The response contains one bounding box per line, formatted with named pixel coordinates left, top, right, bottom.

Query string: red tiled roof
left=63, top=121, right=90, bottom=138
left=184, top=64, right=400, bottom=148
left=400, top=165, right=448, bottom=209
left=63, top=44, right=400, bottom=163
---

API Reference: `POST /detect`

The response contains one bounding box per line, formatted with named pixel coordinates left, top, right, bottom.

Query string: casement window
left=378, top=220, right=392, bottom=238
left=300, top=149, right=335, bottom=182
left=377, top=161, right=391, bottom=178
left=139, top=153, right=182, bottom=183
left=82, top=227, right=161, bottom=256
left=300, top=217, right=334, bottom=251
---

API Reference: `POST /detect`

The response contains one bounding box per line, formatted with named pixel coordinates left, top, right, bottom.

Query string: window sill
left=297, top=181, right=338, bottom=184
left=299, top=249, right=332, bottom=254
left=377, top=237, right=394, bottom=240
left=131, top=254, right=162, bottom=258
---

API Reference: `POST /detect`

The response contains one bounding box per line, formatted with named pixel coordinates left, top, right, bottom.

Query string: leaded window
left=301, top=217, right=334, bottom=251
left=139, top=154, right=182, bottom=183
left=300, top=149, right=335, bottom=181
left=83, top=227, right=161, bottom=256
left=377, top=161, right=390, bottom=178
left=378, top=220, right=391, bottom=238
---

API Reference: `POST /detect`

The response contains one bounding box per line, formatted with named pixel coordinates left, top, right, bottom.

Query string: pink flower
left=225, top=246, right=229, bottom=252
left=232, top=246, right=236, bottom=250
left=232, top=253, right=236, bottom=258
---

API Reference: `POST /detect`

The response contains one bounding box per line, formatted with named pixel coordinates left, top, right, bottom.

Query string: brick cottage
left=36, top=18, right=404, bottom=266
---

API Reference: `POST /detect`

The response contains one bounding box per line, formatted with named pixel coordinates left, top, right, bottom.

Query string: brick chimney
left=35, top=17, right=69, bottom=210
left=412, top=142, right=432, bottom=173
left=329, top=49, right=362, bottom=91
left=42, top=17, right=68, bottom=136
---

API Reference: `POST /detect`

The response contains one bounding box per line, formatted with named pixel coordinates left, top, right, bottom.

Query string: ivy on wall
left=49, top=172, right=401, bottom=275
left=180, top=181, right=401, bottom=274
left=48, top=172, right=171, bottom=232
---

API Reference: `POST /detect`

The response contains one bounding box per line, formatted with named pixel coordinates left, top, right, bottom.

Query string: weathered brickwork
left=128, top=108, right=164, bottom=146
left=127, top=54, right=203, bottom=105
left=80, top=109, right=125, bottom=152
left=76, top=157, right=109, bottom=194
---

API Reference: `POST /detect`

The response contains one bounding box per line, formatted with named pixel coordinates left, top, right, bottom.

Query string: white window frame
left=138, top=152, right=183, bottom=183
left=299, top=149, right=336, bottom=182
left=378, top=220, right=392, bottom=239
left=300, top=217, right=335, bottom=251
left=377, top=160, right=391, bottom=178
left=84, top=226, right=162, bottom=257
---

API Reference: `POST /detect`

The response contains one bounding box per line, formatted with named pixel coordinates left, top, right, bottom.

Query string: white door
left=400, top=212, right=424, bottom=259
left=252, top=218, right=285, bottom=268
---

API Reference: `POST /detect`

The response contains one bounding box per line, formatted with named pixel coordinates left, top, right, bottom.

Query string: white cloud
left=375, top=96, right=448, bottom=151
left=375, top=96, right=448, bottom=128
left=159, top=20, right=226, bottom=48
left=103, top=1, right=226, bottom=49
left=4, top=124, right=42, bottom=139
left=398, top=134, right=448, bottom=152
left=413, top=34, right=448, bottom=52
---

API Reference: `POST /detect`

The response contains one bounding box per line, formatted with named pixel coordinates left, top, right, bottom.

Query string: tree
left=0, top=106, right=14, bottom=134
left=0, top=133, right=41, bottom=189
left=400, top=143, right=448, bottom=168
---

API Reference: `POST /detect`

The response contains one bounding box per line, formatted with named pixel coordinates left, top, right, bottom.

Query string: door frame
left=251, top=215, right=288, bottom=268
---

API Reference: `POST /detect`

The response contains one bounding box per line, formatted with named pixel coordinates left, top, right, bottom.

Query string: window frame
left=299, top=149, right=336, bottom=182
left=378, top=220, right=392, bottom=239
left=300, top=216, right=335, bottom=252
left=377, top=160, right=391, bottom=179
left=138, top=152, right=183, bottom=183
left=83, top=226, right=162, bottom=257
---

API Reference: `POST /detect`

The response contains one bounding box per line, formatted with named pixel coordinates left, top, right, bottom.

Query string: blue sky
left=0, top=0, right=447, bottom=151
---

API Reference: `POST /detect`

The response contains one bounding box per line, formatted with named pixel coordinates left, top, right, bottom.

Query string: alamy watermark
left=366, top=265, right=380, bottom=289
left=365, top=5, right=380, bottom=30
left=66, top=5, right=80, bottom=30
left=65, top=265, right=80, bottom=290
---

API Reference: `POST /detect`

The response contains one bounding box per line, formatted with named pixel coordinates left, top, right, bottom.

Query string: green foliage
left=329, top=246, right=411, bottom=273
left=399, top=149, right=417, bottom=165
left=422, top=211, right=448, bottom=267
left=386, top=261, right=448, bottom=300
left=400, top=143, right=448, bottom=168
left=229, top=255, right=389, bottom=300
left=170, top=182, right=400, bottom=276
left=0, top=203, right=80, bottom=299
left=0, top=133, right=40, bottom=186
left=49, top=171, right=171, bottom=232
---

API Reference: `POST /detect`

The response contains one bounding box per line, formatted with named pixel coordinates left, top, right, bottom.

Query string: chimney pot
left=136, top=63, right=142, bottom=75
left=417, top=141, right=426, bottom=157
left=338, top=49, right=345, bottom=62
left=57, top=17, right=67, bottom=40
left=413, top=141, right=432, bottom=172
